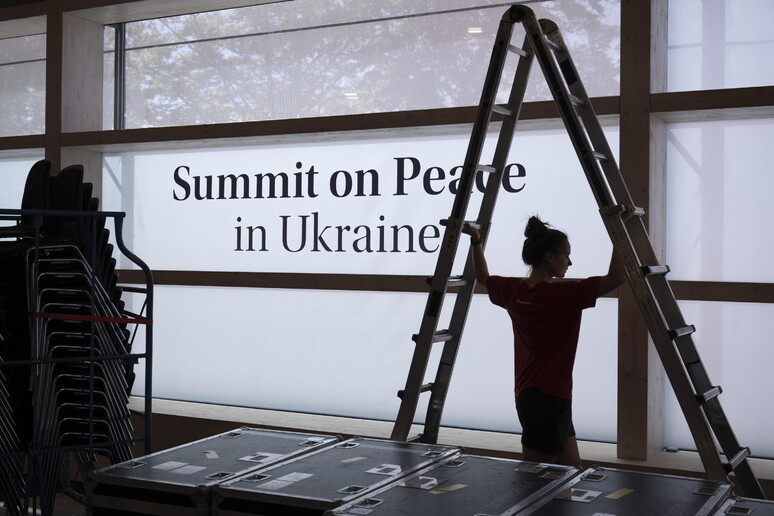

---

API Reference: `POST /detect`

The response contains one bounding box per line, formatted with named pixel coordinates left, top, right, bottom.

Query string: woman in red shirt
left=463, top=211, right=630, bottom=467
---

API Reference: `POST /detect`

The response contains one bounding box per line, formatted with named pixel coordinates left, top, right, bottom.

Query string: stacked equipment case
left=325, top=453, right=578, bottom=516
left=516, top=466, right=732, bottom=516
left=211, top=436, right=460, bottom=515
left=91, top=427, right=340, bottom=515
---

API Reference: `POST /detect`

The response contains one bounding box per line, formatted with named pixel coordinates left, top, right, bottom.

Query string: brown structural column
left=617, top=0, right=668, bottom=460
left=46, top=2, right=104, bottom=188
left=45, top=1, right=64, bottom=173
left=61, top=10, right=105, bottom=192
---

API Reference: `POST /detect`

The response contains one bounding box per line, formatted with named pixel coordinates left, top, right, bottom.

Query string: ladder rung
left=668, top=325, right=696, bottom=340
left=432, top=330, right=454, bottom=343
left=447, top=276, right=468, bottom=288
left=569, top=94, right=585, bottom=107
left=507, top=43, right=529, bottom=58
left=411, top=330, right=455, bottom=344
left=396, top=383, right=433, bottom=400
left=601, top=204, right=646, bottom=218
left=642, top=265, right=670, bottom=277
left=545, top=37, right=562, bottom=53
left=439, top=218, right=481, bottom=230
left=696, top=386, right=722, bottom=404
left=477, top=164, right=497, bottom=174
left=724, top=447, right=751, bottom=473
left=492, top=104, right=515, bottom=117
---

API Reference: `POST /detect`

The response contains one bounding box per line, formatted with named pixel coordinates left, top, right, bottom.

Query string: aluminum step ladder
left=390, top=6, right=534, bottom=445
left=391, top=4, right=766, bottom=500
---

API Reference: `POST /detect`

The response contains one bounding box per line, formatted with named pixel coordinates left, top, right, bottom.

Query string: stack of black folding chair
left=0, top=160, right=136, bottom=515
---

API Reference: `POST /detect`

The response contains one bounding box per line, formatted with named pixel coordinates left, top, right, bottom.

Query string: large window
left=0, top=33, right=45, bottom=136
left=665, top=118, right=774, bottom=458
left=0, top=158, right=44, bottom=213
left=668, top=0, right=774, bottom=92
left=665, top=301, right=774, bottom=459
left=113, top=0, right=620, bottom=128
left=666, top=118, right=774, bottom=283
left=104, top=123, right=622, bottom=442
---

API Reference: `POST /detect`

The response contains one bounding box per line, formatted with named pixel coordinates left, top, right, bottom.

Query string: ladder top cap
left=539, top=18, right=559, bottom=32
left=505, top=4, right=534, bottom=22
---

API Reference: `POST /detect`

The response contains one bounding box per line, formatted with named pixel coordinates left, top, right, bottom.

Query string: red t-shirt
left=486, top=275, right=601, bottom=400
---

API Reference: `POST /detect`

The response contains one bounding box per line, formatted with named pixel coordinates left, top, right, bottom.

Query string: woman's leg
left=557, top=435, right=582, bottom=468
left=521, top=446, right=559, bottom=465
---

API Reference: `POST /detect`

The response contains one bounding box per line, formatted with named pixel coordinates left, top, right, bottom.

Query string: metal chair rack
left=0, top=160, right=154, bottom=516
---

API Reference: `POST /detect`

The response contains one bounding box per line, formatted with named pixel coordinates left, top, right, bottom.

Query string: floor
left=2, top=494, right=87, bottom=516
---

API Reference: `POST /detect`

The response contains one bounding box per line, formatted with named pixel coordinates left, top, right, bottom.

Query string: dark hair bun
left=524, top=216, right=549, bottom=240
left=521, top=215, right=568, bottom=267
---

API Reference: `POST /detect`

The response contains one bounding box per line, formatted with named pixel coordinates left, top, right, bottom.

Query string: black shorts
left=515, top=387, right=575, bottom=456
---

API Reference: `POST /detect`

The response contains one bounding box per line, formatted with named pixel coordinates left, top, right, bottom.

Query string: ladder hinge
left=696, top=386, right=722, bottom=404
left=723, top=447, right=751, bottom=473
left=668, top=325, right=696, bottom=340
left=642, top=265, right=670, bottom=277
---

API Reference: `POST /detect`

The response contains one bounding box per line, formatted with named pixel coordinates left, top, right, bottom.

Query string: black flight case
left=211, top=436, right=461, bottom=515
left=515, top=465, right=732, bottom=516
left=714, top=495, right=774, bottom=515
left=325, top=453, right=579, bottom=516
left=90, top=427, right=340, bottom=515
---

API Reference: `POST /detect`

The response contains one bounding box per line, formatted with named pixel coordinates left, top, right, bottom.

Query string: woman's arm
left=462, top=223, right=490, bottom=287
left=597, top=204, right=635, bottom=297
left=597, top=247, right=626, bottom=297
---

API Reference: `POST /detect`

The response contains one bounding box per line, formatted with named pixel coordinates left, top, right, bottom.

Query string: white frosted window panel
left=103, top=26, right=116, bottom=130
left=131, top=285, right=618, bottom=442
left=446, top=296, right=618, bottom=442
left=664, top=301, right=774, bottom=459
left=666, top=118, right=774, bottom=282
left=668, top=0, right=774, bottom=92
left=119, top=0, right=619, bottom=127
left=130, top=286, right=427, bottom=418
left=0, top=159, right=42, bottom=220
left=101, top=125, right=618, bottom=276
left=0, top=34, right=46, bottom=136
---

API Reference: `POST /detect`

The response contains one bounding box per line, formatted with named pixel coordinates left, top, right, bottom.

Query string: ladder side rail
left=520, top=16, right=615, bottom=214
left=419, top=35, right=536, bottom=444
left=648, top=281, right=765, bottom=497
left=475, top=32, right=535, bottom=236
left=701, top=396, right=764, bottom=498
left=538, top=20, right=670, bottom=287
left=547, top=15, right=763, bottom=495
left=603, top=213, right=730, bottom=483
left=524, top=13, right=740, bottom=487
left=419, top=275, right=476, bottom=444
left=390, top=13, right=520, bottom=442
left=540, top=19, right=634, bottom=209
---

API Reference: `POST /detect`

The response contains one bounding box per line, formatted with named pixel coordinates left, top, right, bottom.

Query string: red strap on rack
left=28, top=310, right=152, bottom=325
